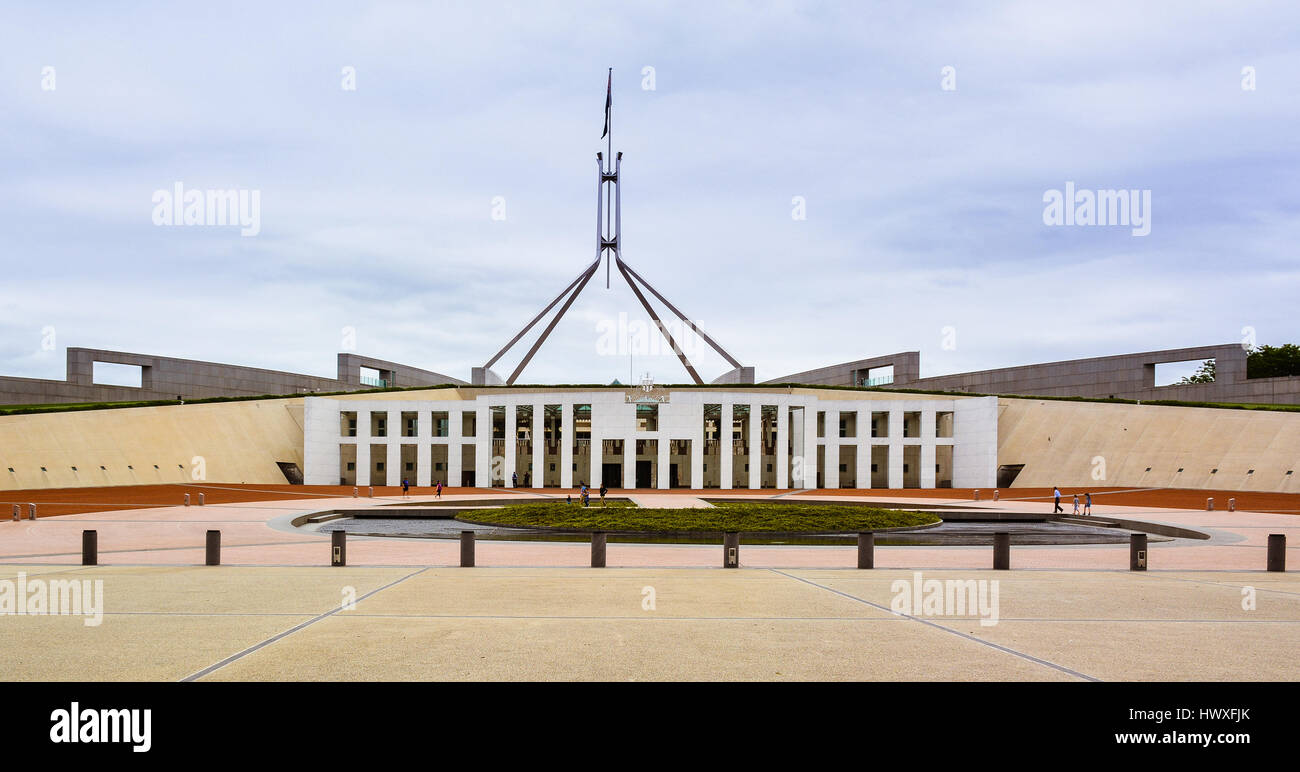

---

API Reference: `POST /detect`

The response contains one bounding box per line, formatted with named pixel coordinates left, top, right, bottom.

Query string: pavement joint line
left=767, top=568, right=1102, bottom=682
left=0, top=539, right=324, bottom=561
left=1134, top=571, right=1300, bottom=598
left=179, top=566, right=429, bottom=682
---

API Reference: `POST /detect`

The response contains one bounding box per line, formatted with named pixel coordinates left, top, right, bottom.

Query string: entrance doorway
left=636, top=460, right=653, bottom=488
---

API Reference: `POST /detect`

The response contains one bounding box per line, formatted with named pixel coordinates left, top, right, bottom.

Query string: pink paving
left=0, top=487, right=1295, bottom=570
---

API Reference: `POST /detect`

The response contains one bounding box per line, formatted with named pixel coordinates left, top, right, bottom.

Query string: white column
left=855, top=412, right=870, bottom=489
left=822, top=407, right=839, bottom=489
left=775, top=403, right=789, bottom=489
left=589, top=419, right=602, bottom=489
left=921, top=409, right=937, bottom=488
left=623, top=436, right=636, bottom=489
left=560, top=402, right=574, bottom=489
left=888, top=409, right=904, bottom=489
left=690, top=436, right=704, bottom=490
left=504, top=403, right=517, bottom=487
left=447, top=408, right=462, bottom=487
left=416, top=408, right=432, bottom=487
left=656, top=436, right=670, bottom=489
left=797, top=405, right=815, bottom=489
left=532, top=402, right=545, bottom=488
left=476, top=404, right=492, bottom=487
left=386, top=408, right=400, bottom=487
left=747, top=403, right=761, bottom=489
left=354, top=408, right=370, bottom=487
left=719, top=401, right=733, bottom=490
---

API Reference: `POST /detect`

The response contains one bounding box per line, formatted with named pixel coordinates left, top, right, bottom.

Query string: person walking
left=435, top=480, right=442, bottom=499
left=524, top=471, right=530, bottom=487
left=1053, top=486, right=1063, bottom=514
left=1084, top=492, right=1092, bottom=516
left=1072, top=493, right=1080, bottom=516
left=512, top=472, right=518, bottom=488
left=402, top=478, right=410, bottom=498
left=599, top=484, right=607, bottom=506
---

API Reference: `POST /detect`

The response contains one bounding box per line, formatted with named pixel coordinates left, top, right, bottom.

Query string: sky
left=2, top=1, right=1298, bottom=386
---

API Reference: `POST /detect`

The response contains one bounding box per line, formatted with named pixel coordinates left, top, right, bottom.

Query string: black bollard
left=591, top=532, right=607, bottom=568
left=1267, top=534, right=1286, bottom=572
left=205, top=530, right=221, bottom=566
left=460, top=530, right=475, bottom=567
left=857, top=532, right=874, bottom=569
left=82, top=530, right=97, bottom=566
left=1130, top=533, right=1148, bottom=571
left=993, top=532, right=1010, bottom=570
left=331, top=530, right=346, bottom=567
left=723, top=531, right=740, bottom=568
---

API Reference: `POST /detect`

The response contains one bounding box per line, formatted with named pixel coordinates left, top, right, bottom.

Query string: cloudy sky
left=2, top=1, right=1298, bottom=386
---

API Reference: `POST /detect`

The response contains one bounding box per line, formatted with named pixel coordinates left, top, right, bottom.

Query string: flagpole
left=606, top=67, right=612, bottom=288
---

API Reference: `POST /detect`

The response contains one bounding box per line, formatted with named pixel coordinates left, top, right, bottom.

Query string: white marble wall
left=302, top=391, right=998, bottom=490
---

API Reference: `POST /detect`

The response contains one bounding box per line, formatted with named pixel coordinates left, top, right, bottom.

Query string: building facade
left=302, top=386, right=998, bottom=490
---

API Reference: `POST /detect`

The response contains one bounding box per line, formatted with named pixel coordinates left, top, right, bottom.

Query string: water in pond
left=312, top=517, right=1158, bottom=546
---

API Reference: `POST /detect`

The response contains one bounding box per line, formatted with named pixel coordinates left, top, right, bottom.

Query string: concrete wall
left=996, top=397, right=1300, bottom=493
left=0, top=398, right=307, bottom=492
left=0, top=348, right=465, bottom=405
left=768, top=345, right=1300, bottom=405
left=4, top=384, right=1298, bottom=493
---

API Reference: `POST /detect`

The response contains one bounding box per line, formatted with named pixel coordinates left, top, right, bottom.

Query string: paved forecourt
left=2, top=564, right=1297, bottom=681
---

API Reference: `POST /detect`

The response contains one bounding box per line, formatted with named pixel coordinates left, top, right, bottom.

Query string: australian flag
left=601, top=68, right=611, bottom=138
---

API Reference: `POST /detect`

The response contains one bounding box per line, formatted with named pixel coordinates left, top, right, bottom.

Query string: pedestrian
left=512, top=472, right=518, bottom=488
left=599, top=484, right=607, bottom=506
left=566, top=493, right=572, bottom=505
left=435, top=480, right=442, bottom=499
left=1084, top=492, right=1092, bottom=516
left=1072, top=493, right=1079, bottom=515
left=1053, top=486, right=1063, bottom=514
left=402, top=478, right=409, bottom=498
left=524, top=471, right=530, bottom=487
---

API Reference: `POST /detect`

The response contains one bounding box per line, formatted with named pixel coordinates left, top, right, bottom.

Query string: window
left=376, top=462, right=385, bottom=471
left=346, top=462, right=355, bottom=471
left=92, top=361, right=143, bottom=387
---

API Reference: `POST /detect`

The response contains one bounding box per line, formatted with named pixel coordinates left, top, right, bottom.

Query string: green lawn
left=457, top=500, right=939, bottom=533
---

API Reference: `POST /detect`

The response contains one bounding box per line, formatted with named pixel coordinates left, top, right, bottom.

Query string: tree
left=1246, top=344, right=1300, bottom=379
left=1177, top=359, right=1216, bottom=385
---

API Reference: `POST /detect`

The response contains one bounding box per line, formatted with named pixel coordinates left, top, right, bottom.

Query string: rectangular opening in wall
left=340, top=411, right=357, bottom=437
left=359, top=366, right=388, bottom=388
left=936, top=411, right=954, bottom=438
left=1153, top=359, right=1215, bottom=387
left=92, top=362, right=142, bottom=387
left=401, top=411, right=418, bottom=437
left=997, top=464, right=1025, bottom=488
left=935, top=445, right=953, bottom=488
left=432, top=411, right=449, bottom=437
left=903, top=411, right=921, bottom=438
left=839, top=410, right=856, bottom=438
left=860, top=365, right=894, bottom=387
left=871, top=411, right=888, bottom=438
left=637, top=403, right=659, bottom=431
left=903, top=446, right=921, bottom=488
